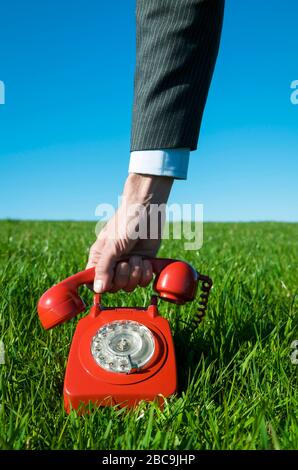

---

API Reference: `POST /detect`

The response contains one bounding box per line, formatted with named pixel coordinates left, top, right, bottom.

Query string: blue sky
left=0, top=0, right=297, bottom=221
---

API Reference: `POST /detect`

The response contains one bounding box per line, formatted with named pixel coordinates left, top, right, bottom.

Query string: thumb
left=93, top=246, right=118, bottom=293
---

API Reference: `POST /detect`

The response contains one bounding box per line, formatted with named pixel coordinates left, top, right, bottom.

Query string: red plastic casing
left=63, top=302, right=177, bottom=412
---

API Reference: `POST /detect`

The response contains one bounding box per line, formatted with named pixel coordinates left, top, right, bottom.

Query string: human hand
left=86, top=173, right=173, bottom=293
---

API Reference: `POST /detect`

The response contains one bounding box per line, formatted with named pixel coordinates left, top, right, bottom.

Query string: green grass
left=0, top=220, right=298, bottom=450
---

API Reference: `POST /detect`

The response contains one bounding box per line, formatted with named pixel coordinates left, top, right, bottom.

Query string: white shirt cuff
left=129, top=148, right=190, bottom=180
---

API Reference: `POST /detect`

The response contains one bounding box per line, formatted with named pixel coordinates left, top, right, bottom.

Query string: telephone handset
left=38, top=258, right=212, bottom=330
left=37, top=258, right=212, bottom=411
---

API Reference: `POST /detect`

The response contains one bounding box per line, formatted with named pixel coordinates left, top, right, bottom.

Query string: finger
left=123, top=256, right=142, bottom=292
left=113, top=261, right=130, bottom=291
left=139, top=259, right=153, bottom=287
left=86, top=242, right=100, bottom=270
left=93, top=241, right=118, bottom=293
left=85, top=243, right=100, bottom=290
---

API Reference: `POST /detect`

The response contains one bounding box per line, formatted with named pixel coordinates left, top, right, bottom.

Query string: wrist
left=122, top=173, right=173, bottom=206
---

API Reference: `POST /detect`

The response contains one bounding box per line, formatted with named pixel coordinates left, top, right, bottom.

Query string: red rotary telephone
left=37, top=258, right=212, bottom=412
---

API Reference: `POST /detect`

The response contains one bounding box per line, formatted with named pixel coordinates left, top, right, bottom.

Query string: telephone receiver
left=38, top=258, right=212, bottom=330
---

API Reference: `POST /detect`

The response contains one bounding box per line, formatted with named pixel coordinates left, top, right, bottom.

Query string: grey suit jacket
left=131, top=0, right=225, bottom=152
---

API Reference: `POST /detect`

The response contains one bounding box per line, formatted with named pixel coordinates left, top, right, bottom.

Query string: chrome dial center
left=91, top=320, right=155, bottom=373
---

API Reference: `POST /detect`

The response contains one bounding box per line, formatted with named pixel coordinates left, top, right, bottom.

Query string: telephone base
left=63, top=304, right=177, bottom=412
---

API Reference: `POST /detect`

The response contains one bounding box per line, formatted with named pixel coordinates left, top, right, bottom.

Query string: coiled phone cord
left=194, top=273, right=213, bottom=326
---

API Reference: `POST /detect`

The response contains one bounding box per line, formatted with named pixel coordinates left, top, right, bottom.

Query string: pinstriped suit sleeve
left=130, top=0, right=225, bottom=152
